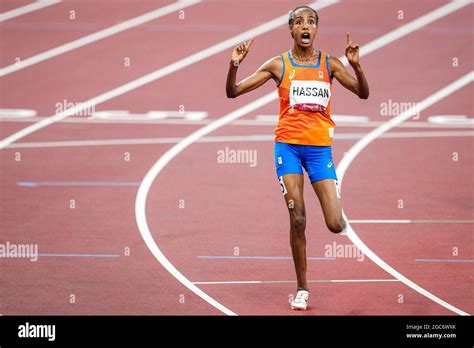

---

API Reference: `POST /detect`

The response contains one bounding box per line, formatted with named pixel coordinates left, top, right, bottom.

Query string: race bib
left=289, top=80, right=331, bottom=112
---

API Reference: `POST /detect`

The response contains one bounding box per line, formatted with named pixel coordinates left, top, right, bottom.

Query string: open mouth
left=301, top=32, right=311, bottom=44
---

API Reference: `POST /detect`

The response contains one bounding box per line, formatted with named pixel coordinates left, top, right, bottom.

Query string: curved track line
left=133, top=0, right=339, bottom=316
left=135, top=92, right=277, bottom=316
left=336, top=72, right=473, bottom=316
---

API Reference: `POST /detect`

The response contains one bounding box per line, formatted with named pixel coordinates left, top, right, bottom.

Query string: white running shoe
left=290, top=290, right=309, bottom=310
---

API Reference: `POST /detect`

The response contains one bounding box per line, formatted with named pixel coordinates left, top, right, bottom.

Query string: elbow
left=226, top=88, right=237, bottom=99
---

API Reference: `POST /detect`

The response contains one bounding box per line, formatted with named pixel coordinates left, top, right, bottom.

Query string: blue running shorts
left=274, top=141, right=338, bottom=184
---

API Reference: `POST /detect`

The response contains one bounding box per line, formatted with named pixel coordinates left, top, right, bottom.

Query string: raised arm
left=329, top=32, right=369, bottom=99
left=226, top=39, right=281, bottom=98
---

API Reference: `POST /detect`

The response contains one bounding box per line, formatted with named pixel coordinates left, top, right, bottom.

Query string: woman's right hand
left=231, top=39, right=254, bottom=66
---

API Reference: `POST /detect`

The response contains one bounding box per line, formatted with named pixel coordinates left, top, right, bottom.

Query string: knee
left=290, top=213, right=306, bottom=235
left=327, top=218, right=345, bottom=234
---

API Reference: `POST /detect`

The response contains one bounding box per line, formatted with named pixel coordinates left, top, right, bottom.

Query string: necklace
left=293, top=48, right=316, bottom=63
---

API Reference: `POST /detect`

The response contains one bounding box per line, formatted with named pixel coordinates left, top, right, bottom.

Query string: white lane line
left=0, top=0, right=61, bottom=22
left=92, top=110, right=208, bottom=121
left=337, top=72, right=474, bottom=317
left=6, top=130, right=473, bottom=149
left=428, top=115, right=474, bottom=125
left=3, top=116, right=474, bottom=129
left=350, top=220, right=412, bottom=224
left=134, top=2, right=471, bottom=316
left=197, top=255, right=334, bottom=260
left=136, top=92, right=278, bottom=317
left=340, top=0, right=473, bottom=65
left=350, top=220, right=474, bottom=224
left=371, top=130, right=474, bottom=138
left=0, top=0, right=337, bottom=148
left=335, top=130, right=474, bottom=139
left=8, top=137, right=186, bottom=148
left=0, top=0, right=201, bottom=76
left=415, top=259, right=474, bottom=263
left=0, top=109, right=37, bottom=118
left=193, top=279, right=400, bottom=285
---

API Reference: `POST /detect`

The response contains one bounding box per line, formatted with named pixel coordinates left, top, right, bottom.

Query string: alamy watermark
left=0, top=241, right=38, bottom=262
left=217, top=147, right=257, bottom=167
left=55, top=99, right=95, bottom=118
left=380, top=99, right=421, bottom=119
left=18, top=322, right=55, bottom=341
left=324, top=241, right=364, bottom=262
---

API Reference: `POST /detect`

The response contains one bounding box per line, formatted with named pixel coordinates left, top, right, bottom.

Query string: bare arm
left=226, top=40, right=281, bottom=98
left=330, top=32, right=369, bottom=99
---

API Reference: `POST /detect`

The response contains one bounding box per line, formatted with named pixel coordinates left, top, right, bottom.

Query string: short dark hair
left=288, top=6, right=319, bottom=28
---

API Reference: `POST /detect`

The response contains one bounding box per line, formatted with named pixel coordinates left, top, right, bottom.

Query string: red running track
left=0, top=0, right=472, bottom=315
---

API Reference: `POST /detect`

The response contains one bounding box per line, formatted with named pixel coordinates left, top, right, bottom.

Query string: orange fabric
left=276, top=50, right=335, bottom=146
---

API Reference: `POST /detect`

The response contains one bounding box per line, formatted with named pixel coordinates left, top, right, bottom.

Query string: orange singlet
left=276, top=50, right=335, bottom=146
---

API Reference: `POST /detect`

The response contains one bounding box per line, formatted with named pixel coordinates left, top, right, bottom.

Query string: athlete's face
left=290, top=10, right=318, bottom=48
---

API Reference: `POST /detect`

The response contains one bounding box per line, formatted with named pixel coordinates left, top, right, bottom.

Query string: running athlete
left=226, top=6, right=369, bottom=310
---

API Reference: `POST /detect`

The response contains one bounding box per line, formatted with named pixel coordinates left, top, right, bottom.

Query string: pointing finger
left=244, top=40, right=254, bottom=51
left=346, top=32, right=350, bottom=45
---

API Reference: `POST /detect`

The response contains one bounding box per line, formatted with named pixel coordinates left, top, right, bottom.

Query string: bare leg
left=311, top=179, right=346, bottom=233
left=280, top=174, right=308, bottom=291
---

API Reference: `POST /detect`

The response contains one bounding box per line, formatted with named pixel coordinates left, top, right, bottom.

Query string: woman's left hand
left=345, top=32, right=360, bottom=67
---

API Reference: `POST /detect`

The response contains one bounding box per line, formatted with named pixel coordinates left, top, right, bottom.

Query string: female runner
left=226, top=5, right=369, bottom=310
